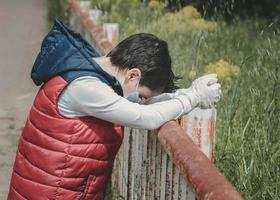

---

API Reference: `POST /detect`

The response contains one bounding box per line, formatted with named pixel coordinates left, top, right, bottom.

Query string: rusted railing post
left=158, top=120, right=244, bottom=200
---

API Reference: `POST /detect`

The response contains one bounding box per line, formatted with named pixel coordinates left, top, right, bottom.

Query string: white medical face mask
left=125, top=77, right=141, bottom=103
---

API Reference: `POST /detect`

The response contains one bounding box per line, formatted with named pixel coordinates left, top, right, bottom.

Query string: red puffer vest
left=7, top=75, right=124, bottom=200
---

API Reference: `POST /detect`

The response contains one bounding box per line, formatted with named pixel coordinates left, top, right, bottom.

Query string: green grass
left=100, top=3, right=280, bottom=199
left=47, top=0, right=66, bottom=29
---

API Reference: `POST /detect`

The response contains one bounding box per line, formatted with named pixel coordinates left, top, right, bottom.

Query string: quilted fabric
left=7, top=75, right=124, bottom=199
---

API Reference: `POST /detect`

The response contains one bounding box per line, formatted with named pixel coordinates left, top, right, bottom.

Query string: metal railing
left=111, top=109, right=218, bottom=200
left=158, top=120, right=243, bottom=200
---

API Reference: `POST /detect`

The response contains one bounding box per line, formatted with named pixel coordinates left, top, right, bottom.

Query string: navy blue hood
left=31, top=19, right=123, bottom=95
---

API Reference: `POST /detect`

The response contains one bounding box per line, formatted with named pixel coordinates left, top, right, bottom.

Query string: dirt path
left=0, top=0, right=47, bottom=198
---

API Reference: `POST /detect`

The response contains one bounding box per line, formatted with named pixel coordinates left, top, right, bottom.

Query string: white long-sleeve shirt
left=57, top=76, right=192, bottom=130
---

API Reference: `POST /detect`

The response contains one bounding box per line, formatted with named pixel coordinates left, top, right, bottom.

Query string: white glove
left=175, top=73, right=221, bottom=111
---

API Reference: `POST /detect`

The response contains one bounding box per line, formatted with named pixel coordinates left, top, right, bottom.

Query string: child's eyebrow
left=139, top=94, right=147, bottom=99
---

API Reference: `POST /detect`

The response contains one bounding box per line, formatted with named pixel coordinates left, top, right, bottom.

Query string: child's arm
left=58, top=76, right=192, bottom=130
left=58, top=74, right=220, bottom=130
left=139, top=88, right=193, bottom=105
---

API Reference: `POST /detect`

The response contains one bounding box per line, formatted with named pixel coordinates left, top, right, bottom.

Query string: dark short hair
left=106, top=33, right=181, bottom=93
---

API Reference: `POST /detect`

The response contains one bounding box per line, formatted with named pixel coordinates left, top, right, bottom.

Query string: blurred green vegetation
left=151, top=0, right=280, bottom=21
left=92, top=0, right=280, bottom=21
left=92, top=0, right=280, bottom=199
left=47, top=0, right=65, bottom=29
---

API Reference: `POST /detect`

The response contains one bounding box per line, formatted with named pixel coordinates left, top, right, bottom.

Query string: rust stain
left=171, top=163, right=175, bottom=200
left=208, top=117, right=216, bottom=162
left=192, top=116, right=202, bottom=148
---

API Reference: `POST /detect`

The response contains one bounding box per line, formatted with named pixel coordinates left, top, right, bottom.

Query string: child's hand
left=176, top=73, right=222, bottom=109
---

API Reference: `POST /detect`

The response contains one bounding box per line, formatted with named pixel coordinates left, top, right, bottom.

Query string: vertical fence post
left=89, top=9, right=103, bottom=26
left=103, top=23, right=119, bottom=47
left=78, top=0, right=91, bottom=11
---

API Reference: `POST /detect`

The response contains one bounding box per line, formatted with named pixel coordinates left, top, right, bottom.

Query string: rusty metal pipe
left=158, top=120, right=244, bottom=200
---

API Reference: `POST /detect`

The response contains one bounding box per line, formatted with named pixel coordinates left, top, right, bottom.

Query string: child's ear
left=127, top=68, right=141, bottom=80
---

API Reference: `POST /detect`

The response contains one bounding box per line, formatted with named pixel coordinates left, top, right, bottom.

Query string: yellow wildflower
left=188, top=70, right=197, bottom=79
left=148, top=0, right=165, bottom=11
left=206, top=59, right=240, bottom=81
left=155, top=6, right=216, bottom=33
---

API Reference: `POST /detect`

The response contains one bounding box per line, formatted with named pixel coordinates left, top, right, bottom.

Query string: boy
left=7, top=19, right=221, bottom=200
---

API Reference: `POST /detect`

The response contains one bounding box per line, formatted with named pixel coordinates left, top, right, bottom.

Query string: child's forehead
left=138, top=85, right=161, bottom=98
